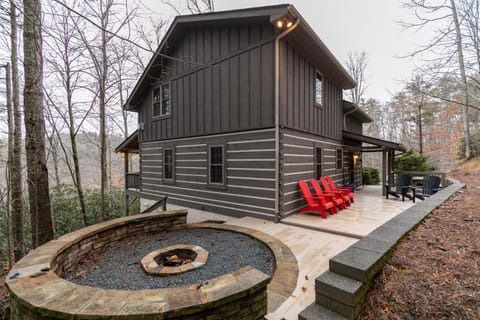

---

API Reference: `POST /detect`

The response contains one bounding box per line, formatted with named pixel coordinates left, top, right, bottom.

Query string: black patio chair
left=385, top=174, right=414, bottom=202
left=414, top=175, right=442, bottom=201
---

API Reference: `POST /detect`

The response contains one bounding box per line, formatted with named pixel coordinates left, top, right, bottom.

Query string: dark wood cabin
left=117, top=4, right=404, bottom=221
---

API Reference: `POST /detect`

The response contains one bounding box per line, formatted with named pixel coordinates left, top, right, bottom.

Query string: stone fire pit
left=141, top=244, right=208, bottom=276
left=6, top=210, right=298, bottom=320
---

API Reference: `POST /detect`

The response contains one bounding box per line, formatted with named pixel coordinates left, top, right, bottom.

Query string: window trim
left=314, top=70, right=324, bottom=109
left=314, top=145, right=323, bottom=179
left=152, top=82, right=171, bottom=119
left=207, top=144, right=227, bottom=189
left=336, top=148, right=343, bottom=171
left=162, top=147, right=175, bottom=184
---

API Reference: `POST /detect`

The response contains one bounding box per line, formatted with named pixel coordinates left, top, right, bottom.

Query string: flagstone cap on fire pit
left=141, top=244, right=209, bottom=276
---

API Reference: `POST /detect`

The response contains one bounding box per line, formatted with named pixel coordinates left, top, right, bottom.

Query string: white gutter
left=274, top=19, right=299, bottom=223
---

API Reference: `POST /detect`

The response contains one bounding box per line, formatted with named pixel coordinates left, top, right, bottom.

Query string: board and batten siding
left=279, top=128, right=351, bottom=217
left=345, top=117, right=363, bottom=135
left=138, top=22, right=276, bottom=143
left=278, top=39, right=344, bottom=140
left=139, top=129, right=276, bottom=220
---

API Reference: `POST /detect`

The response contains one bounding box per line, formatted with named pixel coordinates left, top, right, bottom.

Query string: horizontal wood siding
left=278, top=40, right=344, bottom=140
left=279, top=128, right=351, bottom=217
left=139, top=129, right=276, bottom=220
left=140, top=22, right=276, bottom=142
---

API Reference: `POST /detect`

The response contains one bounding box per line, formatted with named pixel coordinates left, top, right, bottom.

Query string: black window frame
left=336, top=148, right=343, bottom=171
left=314, top=71, right=324, bottom=108
left=153, top=83, right=171, bottom=118
left=314, top=146, right=323, bottom=179
left=162, top=147, right=175, bottom=183
left=207, top=144, right=226, bottom=189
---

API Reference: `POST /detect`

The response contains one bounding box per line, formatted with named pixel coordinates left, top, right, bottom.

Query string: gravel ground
left=64, top=228, right=274, bottom=290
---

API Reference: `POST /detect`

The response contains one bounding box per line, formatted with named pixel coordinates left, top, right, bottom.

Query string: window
left=163, top=148, right=174, bottom=180
left=315, top=147, right=323, bottom=178
left=209, top=145, right=224, bottom=184
left=153, top=83, right=171, bottom=117
left=315, top=72, right=323, bottom=106
left=336, top=149, right=343, bottom=170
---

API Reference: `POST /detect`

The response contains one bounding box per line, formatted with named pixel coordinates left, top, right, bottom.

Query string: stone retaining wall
left=6, top=210, right=272, bottom=320
left=299, top=181, right=465, bottom=320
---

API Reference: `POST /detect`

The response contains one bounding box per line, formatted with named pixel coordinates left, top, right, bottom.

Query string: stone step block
left=298, top=302, right=348, bottom=320
left=315, top=271, right=367, bottom=307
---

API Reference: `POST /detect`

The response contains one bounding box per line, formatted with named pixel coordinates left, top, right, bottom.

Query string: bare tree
left=3, top=63, right=14, bottom=268
left=43, top=2, right=92, bottom=225
left=346, top=51, right=368, bottom=106
left=10, top=0, right=25, bottom=260
left=23, top=0, right=54, bottom=247
left=72, top=0, right=138, bottom=220
left=401, top=0, right=473, bottom=159
left=162, top=0, right=214, bottom=14
left=450, top=0, right=471, bottom=158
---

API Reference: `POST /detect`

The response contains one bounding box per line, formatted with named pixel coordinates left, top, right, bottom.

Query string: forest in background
left=0, top=0, right=479, bottom=273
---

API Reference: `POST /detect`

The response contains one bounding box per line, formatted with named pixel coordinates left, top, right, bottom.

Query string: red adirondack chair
left=319, top=177, right=351, bottom=207
left=297, top=180, right=336, bottom=218
left=311, top=178, right=347, bottom=210
left=326, top=176, right=354, bottom=203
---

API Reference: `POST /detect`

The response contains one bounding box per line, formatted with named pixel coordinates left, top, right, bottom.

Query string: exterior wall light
left=274, top=17, right=296, bottom=30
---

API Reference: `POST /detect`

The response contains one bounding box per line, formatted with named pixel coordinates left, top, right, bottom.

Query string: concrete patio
left=168, top=185, right=416, bottom=320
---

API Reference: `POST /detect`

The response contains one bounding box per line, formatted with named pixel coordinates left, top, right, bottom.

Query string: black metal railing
left=126, top=172, right=140, bottom=189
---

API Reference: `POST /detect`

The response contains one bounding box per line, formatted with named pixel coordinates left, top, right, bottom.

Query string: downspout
left=343, top=103, right=358, bottom=129
left=274, top=19, right=299, bottom=223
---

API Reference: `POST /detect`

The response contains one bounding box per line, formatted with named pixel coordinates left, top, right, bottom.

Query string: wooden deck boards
left=226, top=185, right=415, bottom=320
left=227, top=217, right=357, bottom=320
left=282, top=185, right=414, bottom=238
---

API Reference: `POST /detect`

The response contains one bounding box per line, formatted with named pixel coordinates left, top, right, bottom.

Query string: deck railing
left=126, top=172, right=140, bottom=189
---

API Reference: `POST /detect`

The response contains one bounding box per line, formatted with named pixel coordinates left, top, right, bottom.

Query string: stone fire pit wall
left=6, top=210, right=271, bottom=320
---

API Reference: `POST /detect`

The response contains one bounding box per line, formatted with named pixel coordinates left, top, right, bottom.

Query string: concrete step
left=298, top=302, right=348, bottom=320
left=315, top=271, right=367, bottom=307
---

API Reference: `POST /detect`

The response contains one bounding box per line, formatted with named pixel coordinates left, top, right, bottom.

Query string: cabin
left=116, top=4, right=404, bottom=221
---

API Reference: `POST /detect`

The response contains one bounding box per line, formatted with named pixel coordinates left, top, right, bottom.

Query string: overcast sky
left=147, top=0, right=432, bottom=102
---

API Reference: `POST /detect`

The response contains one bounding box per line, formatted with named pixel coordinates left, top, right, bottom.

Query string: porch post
left=382, top=149, right=387, bottom=196
left=124, top=153, right=129, bottom=216
left=388, top=150, right=395, bottom=186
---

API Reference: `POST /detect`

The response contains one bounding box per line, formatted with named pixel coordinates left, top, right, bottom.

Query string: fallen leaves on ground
left=358, top=170, right=480, bottom=320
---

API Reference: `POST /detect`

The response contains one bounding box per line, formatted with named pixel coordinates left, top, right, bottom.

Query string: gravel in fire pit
left=63, top=228, right=275, bottom=290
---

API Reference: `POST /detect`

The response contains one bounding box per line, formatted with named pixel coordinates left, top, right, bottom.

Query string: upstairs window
left=153, top=83, right=171, bottom=117
left=315, top=72, right=323, bottom=106
left=163, top=148, right=174, bottom=180
left=336, top=149, right=343, bottom=170
left=315, top=147, right=323, bottom=178
left=209, top=145, right=224, bottom=185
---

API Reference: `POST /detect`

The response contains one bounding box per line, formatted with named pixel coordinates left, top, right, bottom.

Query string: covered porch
left=114, top=130, right=140, bottom=216
left=343, top=130, right=406, bottom=196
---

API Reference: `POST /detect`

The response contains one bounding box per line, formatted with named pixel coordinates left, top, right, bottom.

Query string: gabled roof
left=125, top=4, right=356, bottom=110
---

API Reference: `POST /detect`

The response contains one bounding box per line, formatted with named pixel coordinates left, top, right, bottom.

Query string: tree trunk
left=5, top=63, right=14, bottom=268
left=450, top=0, right=471, bottom=159
left=50, top=137, right=61, bottom=186
left=418, top=103, right=423, bottom=155
left=23, top=0, right=54, bottom=248
left=10, top=0, right=25, bottom=261
left=65, top=62, right=88, bottom=226
left=99, top=2, right=108, bottom=221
